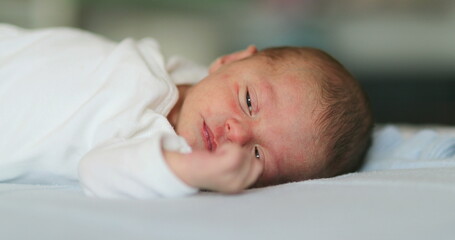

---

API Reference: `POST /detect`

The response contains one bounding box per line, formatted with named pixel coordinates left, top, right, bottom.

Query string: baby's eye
left=254, top=146, right=261, bottom=159
left=246, top=90, right=253, bottom=114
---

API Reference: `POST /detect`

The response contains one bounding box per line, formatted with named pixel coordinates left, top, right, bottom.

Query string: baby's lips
left=204, top=121, right=217, bottom=152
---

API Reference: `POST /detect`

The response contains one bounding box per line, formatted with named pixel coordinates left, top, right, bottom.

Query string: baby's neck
left=167, top=84, right=191, bottom=129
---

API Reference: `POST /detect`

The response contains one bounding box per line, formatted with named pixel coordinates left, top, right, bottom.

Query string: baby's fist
left=166, top=143, right=264, bottom=194
left=202, top=143, right=263, bottom=193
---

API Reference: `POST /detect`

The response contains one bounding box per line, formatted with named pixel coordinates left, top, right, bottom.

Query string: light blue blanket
left=362, top=125, right=455, bottom=171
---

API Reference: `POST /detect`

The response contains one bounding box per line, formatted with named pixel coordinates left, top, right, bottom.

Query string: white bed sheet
left=1, top=125, right=455, bottom=240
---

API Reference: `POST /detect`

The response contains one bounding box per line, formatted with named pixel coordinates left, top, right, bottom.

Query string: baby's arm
left=79, top=136, right=198, bottom=199
left=79, top=137, right=263, bottom=199
left=165, top=143, right=264, bottom=193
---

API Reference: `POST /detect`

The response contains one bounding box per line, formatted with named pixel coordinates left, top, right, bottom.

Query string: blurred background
left=1, top=0, right=454, bottom=124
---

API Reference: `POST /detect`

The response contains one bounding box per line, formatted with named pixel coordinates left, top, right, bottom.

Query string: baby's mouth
left=202, top=121, right=216, bottom=152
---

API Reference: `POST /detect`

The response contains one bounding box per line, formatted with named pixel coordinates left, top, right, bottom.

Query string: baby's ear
left=209, top=45, right=257, bottom=73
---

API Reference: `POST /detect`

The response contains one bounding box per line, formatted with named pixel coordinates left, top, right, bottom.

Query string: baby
left=164, top=45, right=373, bottom=193
left=0, top=24, right=373, bottom=198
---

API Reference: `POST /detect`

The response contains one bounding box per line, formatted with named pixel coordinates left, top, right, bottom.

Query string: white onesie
left=0, top=24, right=206, bottom=199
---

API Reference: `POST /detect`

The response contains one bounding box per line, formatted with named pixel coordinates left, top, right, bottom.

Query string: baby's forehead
left=268, top=70, right=321, bottom=104
left=259, top=76, right=324, bottom=180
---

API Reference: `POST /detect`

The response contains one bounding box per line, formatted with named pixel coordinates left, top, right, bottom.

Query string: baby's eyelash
left=246, top=90, right=253, bottom=114
left=254, top=146, right=261, bottom=159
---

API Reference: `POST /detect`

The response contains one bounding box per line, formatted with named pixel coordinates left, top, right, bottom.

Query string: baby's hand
left=165, top=143, right=264, bottom=193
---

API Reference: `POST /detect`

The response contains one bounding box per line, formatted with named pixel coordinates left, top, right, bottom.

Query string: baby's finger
left=244, top=158, right=264, bottom=188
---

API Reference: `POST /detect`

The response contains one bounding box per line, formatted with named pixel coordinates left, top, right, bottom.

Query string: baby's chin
left=184, top=136, right=205, bottom=152
left=174, top=129, right=196, bottom=149
left=189, top=143, right=202, bottom=152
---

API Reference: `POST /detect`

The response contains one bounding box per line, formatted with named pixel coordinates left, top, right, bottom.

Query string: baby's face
left=175, top=56, right=325, bottom=186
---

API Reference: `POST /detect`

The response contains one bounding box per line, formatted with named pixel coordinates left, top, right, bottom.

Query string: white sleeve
left=0, top=23, right=24, bottom=39
left=78, top=132, right=198, bottom=199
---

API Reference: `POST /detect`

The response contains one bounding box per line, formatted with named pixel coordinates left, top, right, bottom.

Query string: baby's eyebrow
left=257, top=80, right=275, bottom=111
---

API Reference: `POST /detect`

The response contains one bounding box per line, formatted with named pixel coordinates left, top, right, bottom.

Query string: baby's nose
left=225, top=118, right=252, bottom=145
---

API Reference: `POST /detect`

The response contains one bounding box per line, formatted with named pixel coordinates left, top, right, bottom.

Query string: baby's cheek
left=213, top=97, right=241, bottom=117
left=228, top=100, right=240, bottom=113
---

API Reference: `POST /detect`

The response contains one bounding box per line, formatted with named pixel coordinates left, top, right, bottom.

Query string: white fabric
left=0, top=24, right=201, bottom=198
left=1, top=166, right=455, bottom=240
left=166, top=55, right=208, bottom=85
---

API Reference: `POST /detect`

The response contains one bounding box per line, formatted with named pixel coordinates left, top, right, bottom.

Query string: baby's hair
left=256, top=47, right=373, bottom=178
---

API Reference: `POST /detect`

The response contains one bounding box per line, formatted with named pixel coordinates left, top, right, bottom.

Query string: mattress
left=1, top=124, right=455, bottom=240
